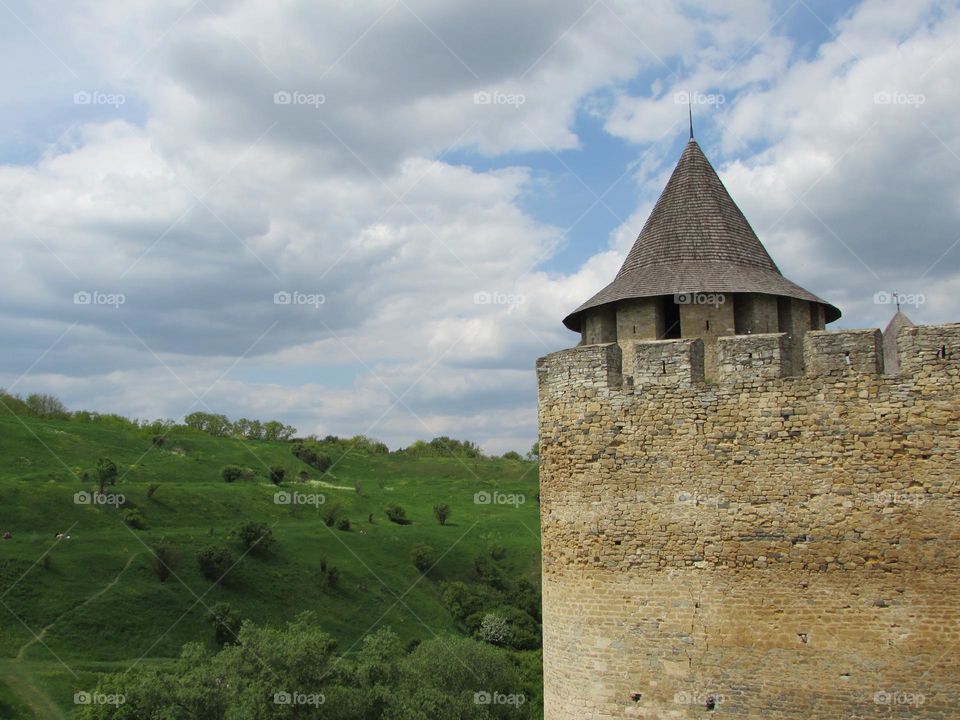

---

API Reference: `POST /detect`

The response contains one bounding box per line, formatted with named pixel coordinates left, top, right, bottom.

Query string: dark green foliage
left=433, top=502, right=452, bottom=525
left=236, top=521, right=274, bottom=554
left=336, top=517, right=351, bottom=532
left=207, top=602, right=242, bottom=646
left=269, top=466, right=285, bottom=486
left=291, top=441, right=333, bottom=472
left=95, top=457, right=118, bottom=493
left=196, top=545, right=235, bottom=581
left=78, top=617, right=534, bottom=719
left=121, top=507, right=147, bottom=530
left=150, top=542, right=181, bottom=583
left=399, top=436, right=483, bottom=458
left=220, top=464, right=243, bottom=483
left=322, top=502, right=343, bottom=527
left=146, top=483, right=159, bottom=498
left=501, top=451, right=523, bottom=461
left=411, top=543, right=436, bottom=573
left=385, top=502, right=411, bottom=525
left=24, top=393, right=69, bottom=418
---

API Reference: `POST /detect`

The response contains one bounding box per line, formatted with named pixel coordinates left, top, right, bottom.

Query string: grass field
left=0, top=413, right=541, bottom=718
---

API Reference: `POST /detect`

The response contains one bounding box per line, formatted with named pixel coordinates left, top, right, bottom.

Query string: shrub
left=269, top=466, right=285, bottom=486
left=500, top=451, right=523, bottom=461
left=221, top=465, right=244, bottom=483
left=321, top=502, right=343, bottom=528
left=385, top=503, right=411, bottom=525
left=151, top=435, right=165, bottom=448
left=291, top=442, right=332, bottom=472
left=336, top=517, right=351, bottom=532
left=196, top=545, right=235, bottom=581
left=146, top=484, right=159, bottom=499
left=319, top=566, right=340, bottom=593
left=433, top=503, right=451, bottom=526
left=207, top=602, right=242, bottom=646
left=24, top=392, right=68, bottom=418
left=411, top=544, right=436, bottom=573
left=122, top=508, right=147, bottom=530
left=96, top=457, right=118, bottom=493
left=151, top=543, right=181, bottom=583
left=236, top=521, right=275, bottom=554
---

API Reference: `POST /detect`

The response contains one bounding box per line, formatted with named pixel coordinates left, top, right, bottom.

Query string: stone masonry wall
left=536, top=323, right=960, bottom=719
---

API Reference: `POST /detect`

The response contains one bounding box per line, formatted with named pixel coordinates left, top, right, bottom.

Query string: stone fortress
left=536, top=134, right=960, bottom=718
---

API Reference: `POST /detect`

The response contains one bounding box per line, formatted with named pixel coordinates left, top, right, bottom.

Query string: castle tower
left=563, top=137, right=840, bottom=379
left=537, top=136, right=960, bottom=718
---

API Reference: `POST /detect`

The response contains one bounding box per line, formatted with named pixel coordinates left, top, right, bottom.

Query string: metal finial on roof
left=688, top=97, right=694, bottom=140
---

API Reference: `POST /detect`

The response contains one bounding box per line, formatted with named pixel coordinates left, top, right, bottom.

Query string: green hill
left=0, top=411, right=541, bottom=718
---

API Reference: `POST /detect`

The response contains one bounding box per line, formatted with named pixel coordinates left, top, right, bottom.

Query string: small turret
left=563, top=137, right=839, bottom=380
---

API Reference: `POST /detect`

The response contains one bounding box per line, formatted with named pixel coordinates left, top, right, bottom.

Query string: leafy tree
left=221, top=465, right=243, bottom=483
left=477, top=613, right=508, bottom=645
left=385, top=503, right=411, bottom=525
left=411, top=543, right=436, bottom=573
left=236, top=521, right=275, bottom=554
left=322, top=502, right=343, bottom=527
left=196, top=545, right=235, bottom=581
left=291, top=441, right=332, bottom=471
left=433, top=503, right=452, bottom=526
left=207, top=602, right=242, bottom=646
left=95, top=457, right=118, bottom=493
left=24, top=392, right=68, bottom=418
left=336, top=517, right=351, bottom=532
left=528, top=441, right=539, bottom=460
left=150, top=543, right=181, bottom=583
left=122, top=507, right=147, bottom=530
left=501, top=450, right=523, bottom=461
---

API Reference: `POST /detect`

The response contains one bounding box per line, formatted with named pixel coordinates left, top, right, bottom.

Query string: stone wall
left=536, top=323, right=960, bottom=719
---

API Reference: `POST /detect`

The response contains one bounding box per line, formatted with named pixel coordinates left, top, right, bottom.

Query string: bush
left=151, top=543, right=181, bottom=583
left=385, top=503, right=411, bottom=525
left=207, top=602, right=242, bottom=646
left=500, top=451, right=523, bottom=461
left=221, top=465, right=244, bottom=483
left=122, top=508, right=147, bottom=530
left=269, top=466, right=285, bottom=486
left=196, top=545, right=235, bottom=581
left=321, top=502, right=343, bottom=528
left=291, top=442, right=332, bottom=472
left=146, top=484, right=159, bottom=499
left=96, top=457, right=118, bottom=493
left=411, top=544, right=436, bottom=573
left=236, top=521, right=275, bottom=554
left=336, top=517, right=351, bottom=532
left=319, top=566, right=340, bottom=593
left=433, top=503, right=451, bottom=526
left=24, top=392, right=68, bottom=418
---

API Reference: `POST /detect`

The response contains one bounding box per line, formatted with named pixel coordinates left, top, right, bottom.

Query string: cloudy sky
left=1, top=0, right=957, bottom=453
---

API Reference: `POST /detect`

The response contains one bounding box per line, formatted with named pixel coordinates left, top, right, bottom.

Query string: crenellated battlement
left=537, top=323, right=960, bottom=394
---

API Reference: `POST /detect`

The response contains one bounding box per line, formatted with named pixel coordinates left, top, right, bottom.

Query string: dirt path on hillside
left=2, top=552, right=139, bottom=719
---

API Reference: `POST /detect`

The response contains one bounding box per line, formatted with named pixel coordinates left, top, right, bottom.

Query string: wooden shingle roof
left=563, top=138, right=841, bottom=331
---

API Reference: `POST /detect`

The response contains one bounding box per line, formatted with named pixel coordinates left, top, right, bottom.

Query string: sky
left=1, top=0, right=958, bottom=453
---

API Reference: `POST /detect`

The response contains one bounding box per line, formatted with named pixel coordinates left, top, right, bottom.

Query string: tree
left=385, top=503, right=411, bottom=525
left=411, top=544, right=436, bottom=573
left=477, top=613, right=509, bottom=645
left=95, top=457, right=118, bottom=493
left=122, top=508, right=147, bottom=530
left=501, top=451, right=523, bottom=461
left=433, top=503, right=452, bottom=526
left=24, top=393, right=67, bottom=418
left=336, top=517, right=351, bottom=532
left=207, top=602, right=242, bottom=646
left=221, top=465, right=243, bottom=483
left=528, top=441, right=539, bottom=460
left=150, top=543, right=181, bottom=583
left=236, top=521, right=274, bottom=554
left=269, top=466, right=285, bottom=486
left=196, top=545, right=235, bottom=581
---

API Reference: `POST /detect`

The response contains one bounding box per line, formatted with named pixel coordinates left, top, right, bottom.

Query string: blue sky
left=1, top=0, right=957, bottom=452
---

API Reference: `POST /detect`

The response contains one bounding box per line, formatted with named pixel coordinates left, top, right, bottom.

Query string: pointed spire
left=688, top=97, right=694, bottom=140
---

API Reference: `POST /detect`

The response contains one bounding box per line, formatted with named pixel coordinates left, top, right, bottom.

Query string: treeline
left=0, top=390, right=538, bottom=460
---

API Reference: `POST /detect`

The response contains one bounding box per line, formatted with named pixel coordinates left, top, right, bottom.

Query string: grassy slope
left=0, top=414, right=540, bottom=717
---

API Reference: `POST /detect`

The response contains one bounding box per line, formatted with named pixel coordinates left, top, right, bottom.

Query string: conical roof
left=563, top=138, right=840, bottom=331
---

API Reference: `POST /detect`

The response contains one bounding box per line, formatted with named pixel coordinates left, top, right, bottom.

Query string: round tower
left=562, top=137, right=839, bottom=379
